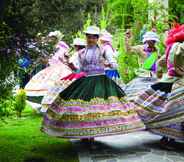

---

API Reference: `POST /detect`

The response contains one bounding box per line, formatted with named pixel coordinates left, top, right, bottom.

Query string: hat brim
left=84, top=31, right=100, bottom=35
left=48, top=34, right=57, bottom=37
left=143, top=38, right=159, bottom=43
left=72, top=43, right=86, bottom=46
left=99, top=37, right=112, bottom=42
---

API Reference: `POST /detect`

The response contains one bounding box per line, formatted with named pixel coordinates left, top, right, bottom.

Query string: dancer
left=71, top=38, right=86, bottom=70
left=124, top=30, right=160, bottom=100
left=25, top=31, right=72, bottom=111
left=61, top=38, right=87, bottom=80
left=99, top=30, right=120, bottom=81
left=41, top=26, right=145, bottom=139
left=48, top=31, right=69, bottom=66
left=145, top=25, right=184, bottom=148
left=41, top=38, right=87, bottom=112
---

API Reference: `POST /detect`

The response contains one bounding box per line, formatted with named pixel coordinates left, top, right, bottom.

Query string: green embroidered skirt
left=42, top=75, right=145, bottom=138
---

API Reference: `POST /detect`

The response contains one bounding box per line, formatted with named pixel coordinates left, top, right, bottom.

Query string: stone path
left=72, top=131, right=184, bottom=162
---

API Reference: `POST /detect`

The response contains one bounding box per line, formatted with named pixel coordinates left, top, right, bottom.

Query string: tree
left=0, top=0, right=105, bottom=116
left=1, top=0, right=104, bottom=41
left=169, top=0, right=184, bottom=24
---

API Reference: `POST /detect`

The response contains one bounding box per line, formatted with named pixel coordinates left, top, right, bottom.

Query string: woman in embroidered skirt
left=41, top=38, right=87, bottom=112
left=134, top=24, right=184, bottom=147
left=41, top=26, right=145, bottom=139
left=124, top=30, right=159, bottom=100
left=144, top=25, right=184, bottom=147
left=25, top=31, right=72, bottom=111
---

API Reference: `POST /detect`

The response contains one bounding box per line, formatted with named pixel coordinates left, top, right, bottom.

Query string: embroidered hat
left=142, top=31, right=160, bottom=43
left=99, top=30, right=113, bottom=42
left=84, top=26, right=100, bottom=35
left=72, top=38, right=87, bottom=46
left=48, top=31, right=64, bottom=40
left=166, top=25, right=184, bottom=46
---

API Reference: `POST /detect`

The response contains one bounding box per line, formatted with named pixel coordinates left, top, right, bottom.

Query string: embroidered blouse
left=77, top=45, right=117, bottom=75
left=101, top=43, right=118, bottom=70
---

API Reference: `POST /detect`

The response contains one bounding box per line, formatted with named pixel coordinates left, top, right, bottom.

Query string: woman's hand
left=175, top=65, right=184, bottom=77
left=125, top=29, right=133, bottom=52
left=156, top=70, right=163, bottom=79
left=125, top=29, right=132, bottom=39
left=104, top=62, right=111, bottom=68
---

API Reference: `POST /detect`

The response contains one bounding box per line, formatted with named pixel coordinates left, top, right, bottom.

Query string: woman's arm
left=157, top=55, right=167, bottom=68
left=156, top=55, right=167, bottom=78
left=125, top=30, right=146, bottom=59
left=103, top=47, right=118, bottom=69
left=68, top=52, right=81, bottom=71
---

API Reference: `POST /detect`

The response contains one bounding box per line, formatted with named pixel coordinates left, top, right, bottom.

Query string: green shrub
left=115, top=30, right=139, bottom=83
left=0, top=96, right=15, bottom=122
left=14, top=89, right=26, bottom=118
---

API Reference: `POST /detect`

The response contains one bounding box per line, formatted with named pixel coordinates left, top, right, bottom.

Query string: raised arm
left=125, top=30, right=147, bottom=59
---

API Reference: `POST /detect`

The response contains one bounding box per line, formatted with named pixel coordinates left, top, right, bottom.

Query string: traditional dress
left=41, top=45, right=145, bottom=138
left=133, top=80, right=184, bottom=141
left=102, top=43, right=120, bottom=80
left=25, top=64, right=72, bottom=103
left=149, top=79, right=184, bottom=140
left=124, top=76, right=157, bottom=101
left=124, top=32, right=160, bottom=100
left=144, top=26, right=184, bottom=141
left=48, top=41, right=69, bottom=66
left=25, top=41, right=72, bottom=111
left=41, top=39, right=87, bottom=112
left=100, top=30, right=120, bottom=81
left=62, top=38, right=87, bottom=79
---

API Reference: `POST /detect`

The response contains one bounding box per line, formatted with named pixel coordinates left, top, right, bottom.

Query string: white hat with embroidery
left=48, top=30, right=64, bottom=40
left=72, top=38, right=87, bottom=46
left=84, top=26, right=100, bottom=35
left=142, top=31, right=160, bottom=43
left=100, top=30, right=113, bottom=42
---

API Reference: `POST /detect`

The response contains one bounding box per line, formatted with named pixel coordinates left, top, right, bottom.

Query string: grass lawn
left=0, top=106, right=79, bottom=162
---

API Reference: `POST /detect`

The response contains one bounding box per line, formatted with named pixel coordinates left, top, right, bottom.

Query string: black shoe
left=160, top=137, right=176, bottom=150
